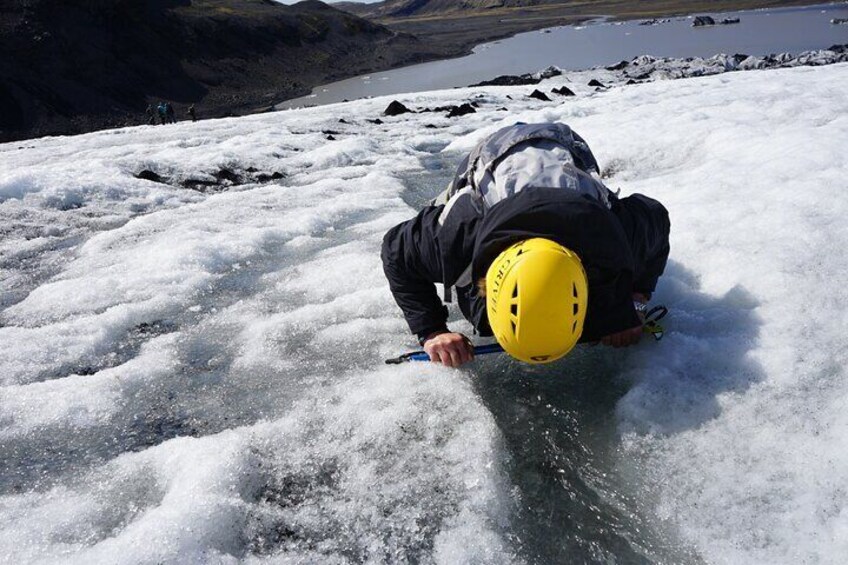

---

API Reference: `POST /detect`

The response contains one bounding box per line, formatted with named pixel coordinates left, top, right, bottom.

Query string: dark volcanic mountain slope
left=0, top=0, right=438, bottom=142
left=334, top=0, right=551, bottom=18
left=335, top=0, right=818, bottom=20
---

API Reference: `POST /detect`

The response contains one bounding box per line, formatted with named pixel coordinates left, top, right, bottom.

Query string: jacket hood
left=471, top=188, right=634, bottom=283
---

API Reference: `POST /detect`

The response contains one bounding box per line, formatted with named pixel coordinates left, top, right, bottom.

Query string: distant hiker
left=145, top=104, right=155, bottom=125
left=157, top=102, right=167, bottom=125
left=382, top=122, right=670, bottom=367
left=165, top=103, right=176, bottom=124
left=188, top=104, right=197, bottom=122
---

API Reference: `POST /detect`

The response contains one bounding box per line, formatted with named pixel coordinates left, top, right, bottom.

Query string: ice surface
left=2, top=59, right=848, bottom=563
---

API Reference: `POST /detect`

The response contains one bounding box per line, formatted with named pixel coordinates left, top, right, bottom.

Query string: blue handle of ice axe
left=385, top=342, right=504, bottom=364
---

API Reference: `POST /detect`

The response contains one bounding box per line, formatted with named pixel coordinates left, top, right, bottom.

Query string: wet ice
left=2, top=57, right=847, bottom=563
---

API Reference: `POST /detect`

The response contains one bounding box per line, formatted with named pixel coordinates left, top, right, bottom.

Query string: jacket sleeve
left=381, top=205, right=450, bottom=340
left=612, top=194, right=671, bottom=297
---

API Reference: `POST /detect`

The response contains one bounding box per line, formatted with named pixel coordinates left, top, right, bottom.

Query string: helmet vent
left=511, top=304, right=518, bottom=316
left=511, top=320, right=517, bottom=334
left=572, top=282, right=578, bottom=298
left=572, top=320, right=578, bottom=333
left=573, top=303, right=579, bottom=315
left=512, top=285, right=519, bottom=299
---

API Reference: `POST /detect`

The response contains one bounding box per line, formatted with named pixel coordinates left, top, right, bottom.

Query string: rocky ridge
left=462, top=45, right=848, bottom=96
left=0, top=0, right=447, bottom=142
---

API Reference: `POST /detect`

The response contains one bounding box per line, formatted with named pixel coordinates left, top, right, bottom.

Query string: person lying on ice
left=382, top=122, right=670, bottom=367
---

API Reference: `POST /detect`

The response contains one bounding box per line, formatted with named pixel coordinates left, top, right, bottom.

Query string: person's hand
left=632, top=292, right=649, bottom=307
left=423, top=331, right=474, bottom=367
left=600, top=325, right=643, bottom=348
left=600, top=293, right=650, bottom=348
left=632, top=292, right=649, bottom=325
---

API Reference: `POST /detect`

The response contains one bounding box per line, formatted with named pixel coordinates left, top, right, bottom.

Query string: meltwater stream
left=400, top=151, right=706, bottom=563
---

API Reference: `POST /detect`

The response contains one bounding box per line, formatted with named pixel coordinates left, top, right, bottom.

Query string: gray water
left=279, top=2, right=848, bottom=108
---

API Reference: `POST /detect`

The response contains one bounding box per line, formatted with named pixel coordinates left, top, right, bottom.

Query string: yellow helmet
left=485, top=238, right=588, bottom=364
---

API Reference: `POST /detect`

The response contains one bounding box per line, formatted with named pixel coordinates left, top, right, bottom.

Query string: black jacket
left=382, top=187, right=670, bottom=344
